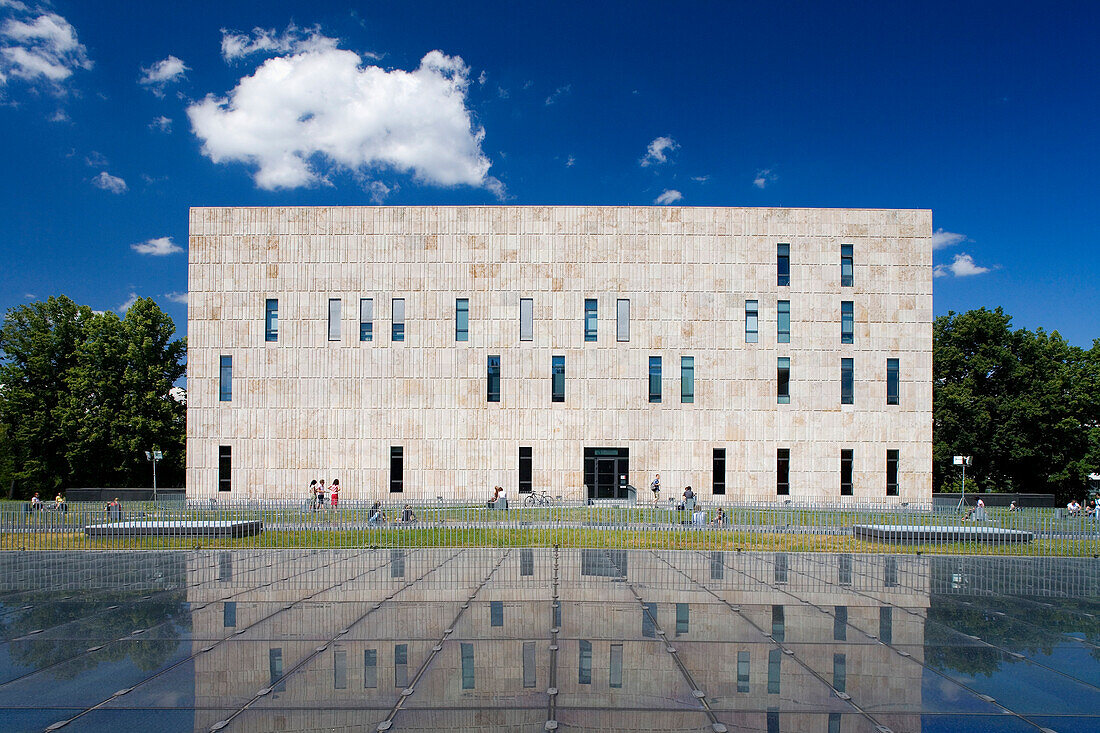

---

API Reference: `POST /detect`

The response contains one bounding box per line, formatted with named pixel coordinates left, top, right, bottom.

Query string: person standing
left=309, top=480, right=318, bottom=511
left=330, top=479, right=340, bottom=513
left=651, top=474, right=661, bottom=503
left=318, top=479, right=327, bottom=509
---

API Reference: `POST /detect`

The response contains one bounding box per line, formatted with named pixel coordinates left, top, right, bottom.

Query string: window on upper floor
left=886, top=358, right=900, bottom=405
left=265, top=299, right=278, bottom=342
left=219, top=355, right=232, bottom=402
left=359, top=298, right=373, bottom=342
left=392, top=298, right=405, bottom=342
left=841, top=358, right=854, bottom=404
left=777, top=300, right=790, bottom=343
left=487, top=355, right=501, bottom=402
left=841, top=244, right=854, bottom=287
left=519, top=298, right=533, bottom=341
left=681, top=356, right=694, bottom=403
left=841, top=301, right=854, bottom=344
left=584, top=299, right=597, bottom=342
left=455, top=298, right=469, bottom=342
left=777, top=357, right=790, bottom=404
left=777, top=243, right=790, bottom=286
left=616, top=299, right=630, bottom=342
left=552, top=355, right=565, bottom=403
left=649, top=356, right=662, bottom=403
left=328, top=298, right=341, bottom=341
left=745, top=300, right=759, bottom=343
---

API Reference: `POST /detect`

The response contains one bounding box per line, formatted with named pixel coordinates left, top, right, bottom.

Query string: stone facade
left=186, top=206, right=932, bottom=502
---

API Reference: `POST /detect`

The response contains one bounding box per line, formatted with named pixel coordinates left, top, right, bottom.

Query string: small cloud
left=366, top=180, right=391, bottom=203
left=84, top=150, right=108, bottom=168
left=753, top=168, right=777, bottom=188
left=49, top=108, right=68, bottom=122
left=641, top=136, right=678, bottom=167
left=219, top=23, right=337, bottom=62
left=118, top=292, right=139, bottom=312
left=139, top=55, right=187, bottom=95
left=933, top=252, right=991, bottom=278
left=92, top=171, right=127, bottom=194
left=654, top=189, right=683, bottom=205
left=544, top=84, right=571, bottom=105
left=931, top=228, right=968, bottom=250
left=564, top=155, right=575, bottom=167
left=522, top=80, right=533, bottom=90
left=163, top=291, right=188, bottom=304
left=23, top=292, right=34, bottom=299
left=691, top=175, right=709, bottom=183
left=477, top=70, right=487, bottom=85
left=141, top=173, right=167, bottom=185
left=148, top=115, right=172, bottom=132
left=131, top=236, right=182, bottom=256
left=496, top=85, right=508, bottom=99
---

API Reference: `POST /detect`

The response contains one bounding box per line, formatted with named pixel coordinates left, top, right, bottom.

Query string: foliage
left=934, top=307, right=1100, bottom=502
left=0, top=296, right=186, bottom=497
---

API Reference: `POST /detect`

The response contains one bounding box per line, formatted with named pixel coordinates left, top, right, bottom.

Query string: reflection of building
left=187, top=206, right=932, bottom=503
left=187, top=549, right=931, bottom=732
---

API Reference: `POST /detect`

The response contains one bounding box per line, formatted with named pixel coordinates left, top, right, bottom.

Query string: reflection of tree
left=926, top=596, right=1100, bottom=677
left=0, top=591, right=190, bottom=679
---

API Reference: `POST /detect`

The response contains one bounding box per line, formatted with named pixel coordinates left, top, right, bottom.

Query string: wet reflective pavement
left=0, top=550, right=1097, bottom=732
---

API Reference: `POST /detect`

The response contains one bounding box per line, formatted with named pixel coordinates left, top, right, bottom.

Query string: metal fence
left=2, top=499, right=1098, bottom=555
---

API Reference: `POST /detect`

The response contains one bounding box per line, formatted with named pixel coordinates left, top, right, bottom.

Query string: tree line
left=0, top=297, right=1097, bottom=501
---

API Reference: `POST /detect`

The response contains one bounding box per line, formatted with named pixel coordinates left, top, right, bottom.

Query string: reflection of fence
left=1, top=501, right=1097, bottom=555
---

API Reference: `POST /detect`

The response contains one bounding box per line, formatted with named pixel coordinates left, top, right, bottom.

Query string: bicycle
left=524, top=490, right=560, bottom=507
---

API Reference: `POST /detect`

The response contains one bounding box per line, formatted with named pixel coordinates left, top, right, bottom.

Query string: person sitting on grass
left=711, top=507, right=727, bottom=526
left=368, top=501, right=384, bottom=526
left=400, top=504, right=417, bottom=523
left=1009, top=500, right=1019, bottom=511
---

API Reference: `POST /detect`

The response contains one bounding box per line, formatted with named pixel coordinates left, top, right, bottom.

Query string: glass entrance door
left=584, top=448, right=629, bottom=500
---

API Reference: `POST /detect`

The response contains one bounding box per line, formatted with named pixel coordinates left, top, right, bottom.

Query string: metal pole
left=153, top=455, right=158, bottom=502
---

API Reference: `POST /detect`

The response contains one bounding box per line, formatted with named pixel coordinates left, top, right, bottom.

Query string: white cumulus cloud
left=654, top=189, right=683, bottom=205
left=149, top=115, right=172, bottom=132
left=188, top=42, right=497, bottom=193
left=163, top=291, right=188, bottom=304
left=0, top=8, right=91, bottom=88
left=641, top=136, right=678, bottom=167
left=753, top=168, right=777, bottom=188
left=118, top=292, right=139, bottom=312
left=139, top=55, right=187, bottom=94
left=933, top=253, right=991, bottom=278
left=220, top=24, right=339, bottom=62
left=132, top=236, right=182, bottom=256
left=931, top=228, right=968, bottom=250
left=92, top=171, right=127, bottom=194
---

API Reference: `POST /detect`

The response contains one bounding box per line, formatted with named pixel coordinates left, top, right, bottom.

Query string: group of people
left=367, top=501, right=417, bottom=525
left=27, top=493, right=68, bottom=512
left=308, top=479, right=340, bottom=511
left=1067, top=499, right=1099, bottom=518
left=650, top=474, right=727, bottom=525
left=488, top=485, right=508, bottom=508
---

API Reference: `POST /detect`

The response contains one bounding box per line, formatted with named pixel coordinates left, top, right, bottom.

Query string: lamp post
left=145, top=450, right=164, bottom=502
left=954, top=455, right=972, bottom=510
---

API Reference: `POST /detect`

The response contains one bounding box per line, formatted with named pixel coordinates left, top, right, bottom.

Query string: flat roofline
left=189, top=204, right=932, bottom=214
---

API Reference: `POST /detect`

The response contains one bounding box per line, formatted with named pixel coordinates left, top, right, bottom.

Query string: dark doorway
left=584, top=447, right=629, bottom=500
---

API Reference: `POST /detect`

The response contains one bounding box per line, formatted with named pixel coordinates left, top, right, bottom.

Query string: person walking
left=651, top=474, right=661, bottom=503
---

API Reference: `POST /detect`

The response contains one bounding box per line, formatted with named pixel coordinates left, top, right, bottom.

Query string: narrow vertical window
left=829, top=713, right=842, bottom=733
left=834, top=606, right=847, bottom=641
left=460, top=643, right=475, bottom=689
left=578, top=640, right=592, bottom=684
left=455, top=298, right=469, bottom=341
left=552, top=355, right=565, bottom=402
left=522, top=642, right=537, bottom=688
left=886, top=449, right=899, bottom=496
left=389, top=446, right=403, bottom=493
left=777, top=300, right=790, bottom=343
left=841, top=358, right=854, bottom=404
left=886, top=358, right=900, bottom=405
left=519, top=447, right=533, bottom=494
left=490, top=601, right=504, bottom=627
left=520, top=548, right=534, bottom=575
left=264, top=299, right=278, bottom=342
left=840, top=449, right=854, bottom=495
left=269, top=648, right=284, bottom=690
left=885, top=556, right=898, bottom=587
left=648, top=356, right=662, bottom=403
left=879, top=607, right=893, bottom=644
left=519, top=298, right=533, bottom=341
left=680, top=356, right=694, bottom=403
left=391, top=298, right=405, bottom=342
left=223, top=602, right=236, bottom=627
left=394, top=644, right=408, bottom=688
left=328, top=298, right=341, bottom=341
left=745, top=300, right=759, bottom=343
left=334, top=648, right=347, bottom=690
left=616, top=298, right=630, bottom=342
left=642, top=602, right=657, bottom=638
left=841, top=301, right=854, bottom=344
left=771, top=605, right=785, bottom=641
left=218, top=446, right=231, bottom=492
left=833, top=653, right=847, bottom=693
left=736, top=651, right=750, bottom=692
left=838, top=554, right=852, bottom=585
left=777, top=357, right=790, bottom=404
left=364, top=649, right=378, bottom=688
left=775, top=554, right=788, bottom=583
left=710, top=551, right=725, bottom=580
left=359, top=298, right=373, bottom=342
left=768, top=711, right=780, bottom=733
left=776, top=448, right=790, bottom=495
left=675, top=603, right=689, bottom=635
left=767, top=649, right=782, bottom=694
left=841, top=244, right=854, bottom=287
left=487, top=355, right=501, bottom=403
left=391, top=549, right=405, bottom=577
left=584, top=298, right=597, bottom=342
left=609, top=644, right=623, bottom=688
left=218, top=552, right=232, bottom=580
left=777, top=243, right=790, bottom=286
left=219, top=355, right=232, bottom=402
left=712, top=448, right=726, bottom=495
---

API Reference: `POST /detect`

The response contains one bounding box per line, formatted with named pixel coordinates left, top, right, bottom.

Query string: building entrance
left=584, top=447, right=629, bottom=500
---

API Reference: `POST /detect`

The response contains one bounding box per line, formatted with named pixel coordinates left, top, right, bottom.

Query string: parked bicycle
left=524, top=490, right=561, bottom=507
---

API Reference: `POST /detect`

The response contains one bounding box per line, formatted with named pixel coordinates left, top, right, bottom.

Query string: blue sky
left=1, top=1, right=1098, bottom=345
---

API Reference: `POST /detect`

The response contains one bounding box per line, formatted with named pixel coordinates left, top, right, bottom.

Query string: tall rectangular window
left=359, top=298, right=373, bottom=342
left=264, top=299, right=278, bottom=342
left=487, top=355, right=501, bottom=402
left=642, top=602, right=657, bottom=638
left=777, top=357, right=790, bottom=404
left=736, top=651, right=750, bottom=692
left=328, top=298, right=341, bottom=341
left=777, top=300, right=790, bottom=343
left=269, top=648, right=284, bottom=689
left=649, top=356, right=662, bottom=403
left=364, top=649, right=378, bottom=688
left=676, top=603, right=690, bottom=635
left=838, top=554, right=852, bottom=585
left=834, top=606, right=847, bottom=641
left=841, top=300, right=854, bottom=344
left=394, top=644, right=408, bottom=688
left=391, top=298, right=405, bottom=342
left=879, top=607, right=893, bottom=644
left=584, top=298, right=597, bottom=342
left=223, top=602, right=236, bottom=627
left=460, top=643, right=475, bottom=689
left=455, top=298, right=469, bottom=341
left=218, top=446, right=231, bottom=492
left=552, top=355, right=565, bottom=402
left=841, top=358, right=854, bottom=404
left=777, top=448, right=790, bottom=495
left=841, top=244, right=854, bottom=287
left=767, top=649, right=782, bottom=694
left=710, top=551, right=725, bottom=580
left=519, top=298, right=533, bottom=341
left=886, top=449, right=899, bottom=496
left=334, top=649, right=347, bottom=690
left=521, top=548, right=534, bottom=575
left=523, top=642, right=537, bottom=687
left=771, top=605, right=785, bottom=641
left=490, top=601, right=504, bottom=627
left=841, top=449, right=854, bottom=495
left=886, top=358, right=900, bottom=405
left=745, top=300, right=759, bottom=343
left=578, top=640, right=592, bottom=684
left=775, top=554, right=788, bottom=583
left=219, top=355, right=232, bottom=402
left=609, top=644, right=623, bottom=688
left=833, top=653, right=847, bottom=693
left=519, top=447, right=533, bottom=494
left=389, top=446, right=403, bottom=493
left=616, top=299, right=630, bottom=341
left=885, top=556, right=898, bottom=587
left=713, top=448, right=726, bottom=495
left=777, top=243, right=790, bottom=286
left=680, top=356, right=694, bottom=403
